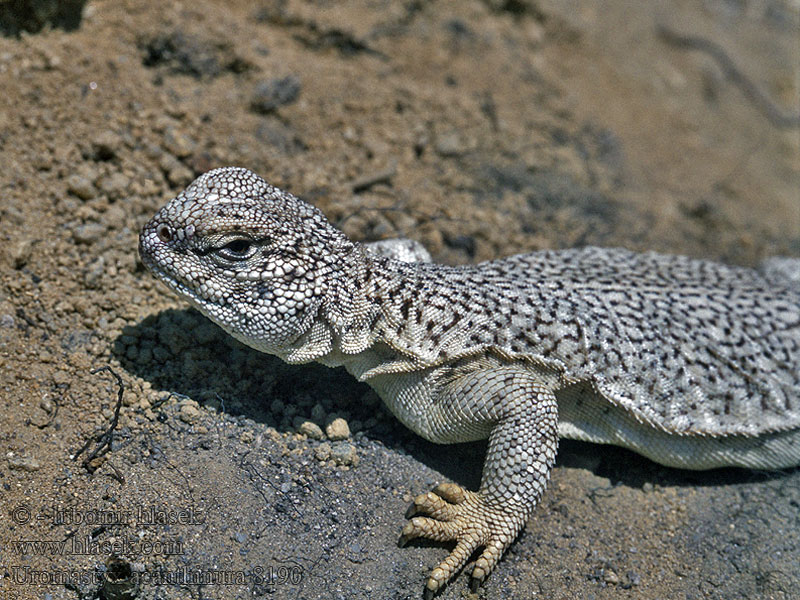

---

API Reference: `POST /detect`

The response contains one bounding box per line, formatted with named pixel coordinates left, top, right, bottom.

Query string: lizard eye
left=157, top=224, right=173, bottom=242
left=215, top=238, right=255, bottom=261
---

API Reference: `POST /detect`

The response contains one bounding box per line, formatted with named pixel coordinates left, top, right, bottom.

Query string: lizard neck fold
left=323, top=244, right=381, bottom=354
left=282, top=244, right=396, bottom=364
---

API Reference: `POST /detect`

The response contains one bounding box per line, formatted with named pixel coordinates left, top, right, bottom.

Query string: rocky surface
left=0, top=1, right=797, bottom=599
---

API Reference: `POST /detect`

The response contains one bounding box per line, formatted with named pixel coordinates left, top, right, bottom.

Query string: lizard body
left=139, top=167, right=800, bottom=597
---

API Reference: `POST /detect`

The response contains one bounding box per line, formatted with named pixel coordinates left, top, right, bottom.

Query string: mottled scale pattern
left=369, top=249, right=800, bottom=437
left=140, top=167, right=800, bottom=597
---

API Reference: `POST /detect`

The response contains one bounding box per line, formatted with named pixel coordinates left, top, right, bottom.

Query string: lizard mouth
left=139, top=221, right=209, bottom=303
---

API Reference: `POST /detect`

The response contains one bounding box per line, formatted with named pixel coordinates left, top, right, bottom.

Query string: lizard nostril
left=157, top=224, right=173, bottom=243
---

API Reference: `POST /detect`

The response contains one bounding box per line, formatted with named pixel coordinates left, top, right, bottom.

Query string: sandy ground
left=0, top=1, right=798, bottom=599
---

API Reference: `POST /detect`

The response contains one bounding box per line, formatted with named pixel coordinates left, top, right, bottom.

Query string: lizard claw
left=399, top=482, right=521, bottom=597
left=469, top=557, right=489, bottom=591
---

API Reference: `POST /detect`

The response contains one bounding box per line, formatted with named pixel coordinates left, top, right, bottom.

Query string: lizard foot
left=398, top=482, right=517, bottom=598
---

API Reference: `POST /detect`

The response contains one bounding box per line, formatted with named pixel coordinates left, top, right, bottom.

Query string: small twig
left=149, top=449, right=196, bottom=504
left=151, top=391, right=190, bottom=411
left=73, top=366, right=125, bottom=473
left=105, top=461, right=126, bottom=484
left=657, top=24, right=800, bottom=129
left=350, top=160, right=398, bottom=193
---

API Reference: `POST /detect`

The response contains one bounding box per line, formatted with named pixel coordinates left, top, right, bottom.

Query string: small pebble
left=84, top=256, right=105, bottom=289
left=8, top=453, right=41, bottom=472
left=72, top=223, right=106, bottom=244
left=314, top=442, right=332, bottom=462
left=434, top=130, right=474, bottom=156
left=626, top=571, right=641, bottom=587
left=298, top=421, right=325, bottom=440
left=167, top=162, right=193, bottom=187
left=163, top=127, right=195, bottom=158
left=91, top=130, right=122, bottom=160
left=66, top=174, right=96, bottom=200
left=97, top=172, right=130, bottom=200
left=603, top=569, right=620, bottom=585
left=251, top=76, right=301, bottom=113
left=330, top=442, right=359, bottom=466
left=311, top=403, right=326, bottom=423
left=11, top=238, right=34, bottom=268
left=326, top=417, right=350, bottom=441
left=179, top=400, right=201, bottom=424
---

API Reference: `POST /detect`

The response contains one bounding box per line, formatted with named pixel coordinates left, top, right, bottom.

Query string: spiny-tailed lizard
left=139, top=167, right=800, bottom=598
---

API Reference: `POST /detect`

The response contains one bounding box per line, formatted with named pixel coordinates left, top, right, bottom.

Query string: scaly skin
left=139, top=167, right=800, bottom=596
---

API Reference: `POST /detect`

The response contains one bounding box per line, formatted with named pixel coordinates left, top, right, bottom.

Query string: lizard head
left=139, top=167, right=354, bottom=356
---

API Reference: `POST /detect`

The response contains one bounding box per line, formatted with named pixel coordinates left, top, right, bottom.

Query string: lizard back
left=371, top=246, right=800, bottom=438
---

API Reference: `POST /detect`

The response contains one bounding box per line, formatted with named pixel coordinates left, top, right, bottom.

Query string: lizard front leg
left=397, top=366, right=559, bottom=597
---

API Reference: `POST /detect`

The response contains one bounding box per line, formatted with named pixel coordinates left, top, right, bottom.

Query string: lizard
left=138, top=166, right=800, bottom=598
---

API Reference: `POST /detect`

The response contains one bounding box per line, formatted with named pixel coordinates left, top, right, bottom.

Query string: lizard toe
left=405, top=489, right=461, bottom=520
left=423, top=538, right=477, bottom=598
left=469, top=540, right=505, bottom=590
left=432, top=482, right=467, bottom=504
left=399, top=516, right=463, bottom=545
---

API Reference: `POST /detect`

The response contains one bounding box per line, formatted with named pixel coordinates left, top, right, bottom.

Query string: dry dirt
left=0, top=1, right=798, bottom=599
